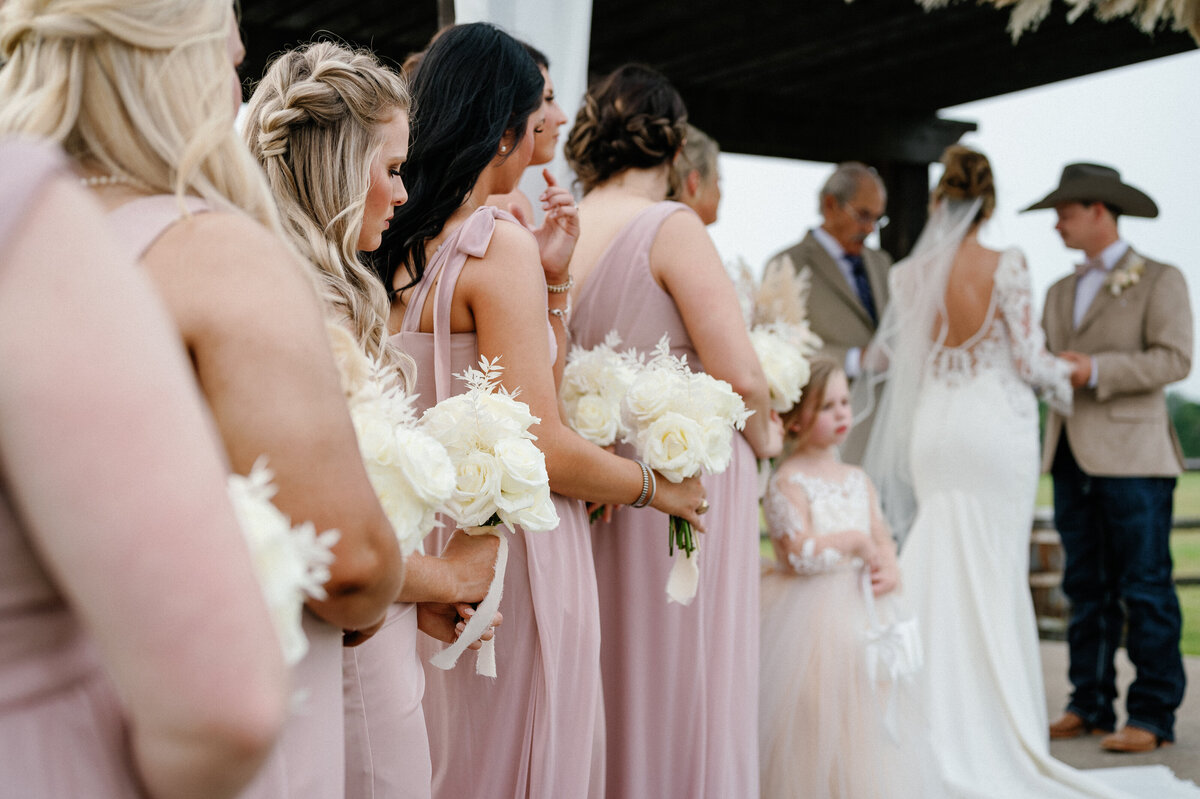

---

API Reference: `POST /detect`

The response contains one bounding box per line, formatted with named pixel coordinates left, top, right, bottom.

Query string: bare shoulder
left=460, top=216, right=542, bottom=290
left=650, top=206, right=719, bottom=270
left=152, top=211, right=303, bottom=285
left=141, top=210, right=324, bottom=343
left=654, top=205, right=709, bottom=247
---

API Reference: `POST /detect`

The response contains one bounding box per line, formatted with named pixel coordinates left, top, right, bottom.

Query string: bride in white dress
left=859, top=145, right=1198, bottom=798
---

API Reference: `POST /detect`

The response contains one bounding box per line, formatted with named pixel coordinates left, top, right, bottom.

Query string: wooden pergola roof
left=237, top=0, right=1195, bottom=254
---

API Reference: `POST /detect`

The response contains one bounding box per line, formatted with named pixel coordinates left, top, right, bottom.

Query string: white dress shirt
left=1073, top=239, right=1129, bottom=387
left=1073, top=239, right=1130, bottom=327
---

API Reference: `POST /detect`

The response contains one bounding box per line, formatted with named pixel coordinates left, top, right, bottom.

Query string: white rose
left=503, top=482, right=559, bottom=533
left=623, top=369, right=681, bottom=425
left=420, top=395, right=473, bottom=449
left=446, top=449, right=502, bottom=527
left=473, top=392, right=539, bottom=444
left=567, top=393, right=622, bottom=446
left=698, top=417, right=735, bottom=474
left=637, top=411, right=706, bottom=482
left=492, top=437, right=558, bottom=531
left=393, top=427, right=456, bottom=507
left=351, top=402, right=399, bottom=466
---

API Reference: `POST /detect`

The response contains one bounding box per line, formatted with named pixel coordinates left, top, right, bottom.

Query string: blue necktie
left=845, top=254, right=878, bottom=326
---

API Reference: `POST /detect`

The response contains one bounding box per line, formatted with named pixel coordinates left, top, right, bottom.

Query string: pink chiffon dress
left=343, top=603, right=429, bottom=799
left=568, top=201, right=760, bottom=799
left=392, top=206, right=603, bottom=799
left=105, top=194, right=347, bottom=799
left=0, top=139, right=148, bottom=797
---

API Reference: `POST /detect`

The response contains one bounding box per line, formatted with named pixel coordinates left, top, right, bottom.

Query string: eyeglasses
left=842, top=200, right=888, bottom=230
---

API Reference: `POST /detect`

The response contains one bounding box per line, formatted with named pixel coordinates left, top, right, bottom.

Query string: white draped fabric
left=454, top=0, right=593, bottom=211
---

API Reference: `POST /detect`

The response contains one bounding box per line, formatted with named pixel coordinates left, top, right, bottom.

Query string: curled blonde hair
left=933, top=144, right=995, bottom=224
left=0, top=0, right=283, bottom=233
left=243, top=41, right=413, bottom=381
left=673, top=124, right=719, bottom=185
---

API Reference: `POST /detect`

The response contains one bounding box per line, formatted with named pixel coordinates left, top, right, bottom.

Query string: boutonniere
left=1106, top=255, right=1145, bottom=296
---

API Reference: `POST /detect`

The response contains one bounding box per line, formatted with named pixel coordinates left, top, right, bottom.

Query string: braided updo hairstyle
left=564, top=64, right=688, bottom=195
left=932, top=144, right=995, bottom=224
left=374, top=22, right=543, bottom=295
left=243, top=41, right=411, bottom=373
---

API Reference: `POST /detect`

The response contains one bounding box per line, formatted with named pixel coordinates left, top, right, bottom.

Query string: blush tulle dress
left=759, top=466, right=942, bottom=798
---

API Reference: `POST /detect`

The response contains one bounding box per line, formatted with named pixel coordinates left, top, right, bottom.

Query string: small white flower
left=1105, top=255, right=1145, bottom=297
left=749, top=324, right=812, bottom=413
left=227, top=459, right=339, bottom=665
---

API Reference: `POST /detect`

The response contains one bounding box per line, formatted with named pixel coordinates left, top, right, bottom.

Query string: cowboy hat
left=1022, top=162, right=1158, bottom=218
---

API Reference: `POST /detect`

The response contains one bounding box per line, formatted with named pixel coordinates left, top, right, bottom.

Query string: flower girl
left=759, top=357, right=941, bottom=798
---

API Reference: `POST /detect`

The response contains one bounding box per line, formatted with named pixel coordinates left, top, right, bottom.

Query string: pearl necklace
left=78, top=173, right=140, bottom=188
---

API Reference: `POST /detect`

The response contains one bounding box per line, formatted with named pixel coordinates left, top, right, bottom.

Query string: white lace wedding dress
left=760, top=467, right=943, bottom=798
left=900, top=248, right=1197, bottom=798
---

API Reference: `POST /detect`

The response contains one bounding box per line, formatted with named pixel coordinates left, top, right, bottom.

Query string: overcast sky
left=707, top=48, right=1200, bottom=400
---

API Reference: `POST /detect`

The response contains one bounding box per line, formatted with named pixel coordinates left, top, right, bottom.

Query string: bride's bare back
left=937, top=237, right=1003, bottom=348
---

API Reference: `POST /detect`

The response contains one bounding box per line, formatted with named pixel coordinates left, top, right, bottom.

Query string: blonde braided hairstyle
left=0, top=0, right=284, bottom=233
left=243, top=41, right=414, bottom=381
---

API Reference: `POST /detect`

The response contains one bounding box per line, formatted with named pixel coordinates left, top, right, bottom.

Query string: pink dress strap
left=400, top=206, right=540, bottom=401
left=104, top=194, right=209, bottom=260
left=0, top=139, right=68, bottom=256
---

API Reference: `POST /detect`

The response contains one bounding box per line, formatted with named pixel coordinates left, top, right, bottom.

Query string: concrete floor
left=1041, top=640, right=1200, bottom=784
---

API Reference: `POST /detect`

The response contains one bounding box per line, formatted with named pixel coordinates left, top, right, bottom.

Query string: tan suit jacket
left=769, top=230, right=892, bottom=463
left=1040, top=248, right=1192, bottom=477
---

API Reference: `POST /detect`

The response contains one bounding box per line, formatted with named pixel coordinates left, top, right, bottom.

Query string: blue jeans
left=1052, top=436, right=1185, bottom=741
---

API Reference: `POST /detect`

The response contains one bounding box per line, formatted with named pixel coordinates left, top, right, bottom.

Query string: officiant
left=767, top=162, right=892, bottom=464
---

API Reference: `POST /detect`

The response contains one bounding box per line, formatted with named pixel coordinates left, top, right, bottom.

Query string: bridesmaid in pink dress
left=372, top=25, right=706, bottom=799
left=563, top=65, right=783, bottom=799
left=0, top=138, right=286, bottom=798
left=244, top=42, right=501, bottom=799
left=0, top=5, right=409, bottom=797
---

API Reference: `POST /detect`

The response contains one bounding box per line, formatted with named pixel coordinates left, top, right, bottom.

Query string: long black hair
left=375, top=22, right=542, bottom=294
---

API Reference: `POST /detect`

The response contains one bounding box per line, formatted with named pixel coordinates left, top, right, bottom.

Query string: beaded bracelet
left=631, top=460, right=652, bottom=508
left=546, top=274, right=574, bottom=294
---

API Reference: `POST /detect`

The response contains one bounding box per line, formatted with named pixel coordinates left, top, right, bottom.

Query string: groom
left=1028, top=163, right=1192, bottom=752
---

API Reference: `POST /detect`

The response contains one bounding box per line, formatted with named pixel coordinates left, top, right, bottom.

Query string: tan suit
left=1040, top=248, right=1192, bottom=476
left=770, top=230, right=891, bottom=463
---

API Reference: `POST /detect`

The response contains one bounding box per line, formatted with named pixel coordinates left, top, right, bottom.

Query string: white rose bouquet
left=732, top=255, right=821, bottom=415
left=227, top=459, right=339, bottom=666
left=560, top=331, right=640, bottom=447
left=622, top=335, right=751, bottom=604
left=345, top=358, right=456, bottom=557
left=749, top=323, right=813, bottom=413
left=420, top=357, right=559, bottom=676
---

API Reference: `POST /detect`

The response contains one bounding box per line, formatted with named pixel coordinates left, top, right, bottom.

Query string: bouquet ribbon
left=860, top=569, right=923, bottom=741
left=666, top=549, right=699, bottom=604
left=429, top=525, right=508, bottom=677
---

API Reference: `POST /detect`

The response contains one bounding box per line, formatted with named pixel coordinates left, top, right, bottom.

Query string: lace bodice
left=925, top=249, right=1072, bottom=414
left=764, top=470, right=871, bottom=574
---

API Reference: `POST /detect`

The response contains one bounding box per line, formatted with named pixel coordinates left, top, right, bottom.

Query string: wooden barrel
left=1029, top=510, right=1069, bottom=640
